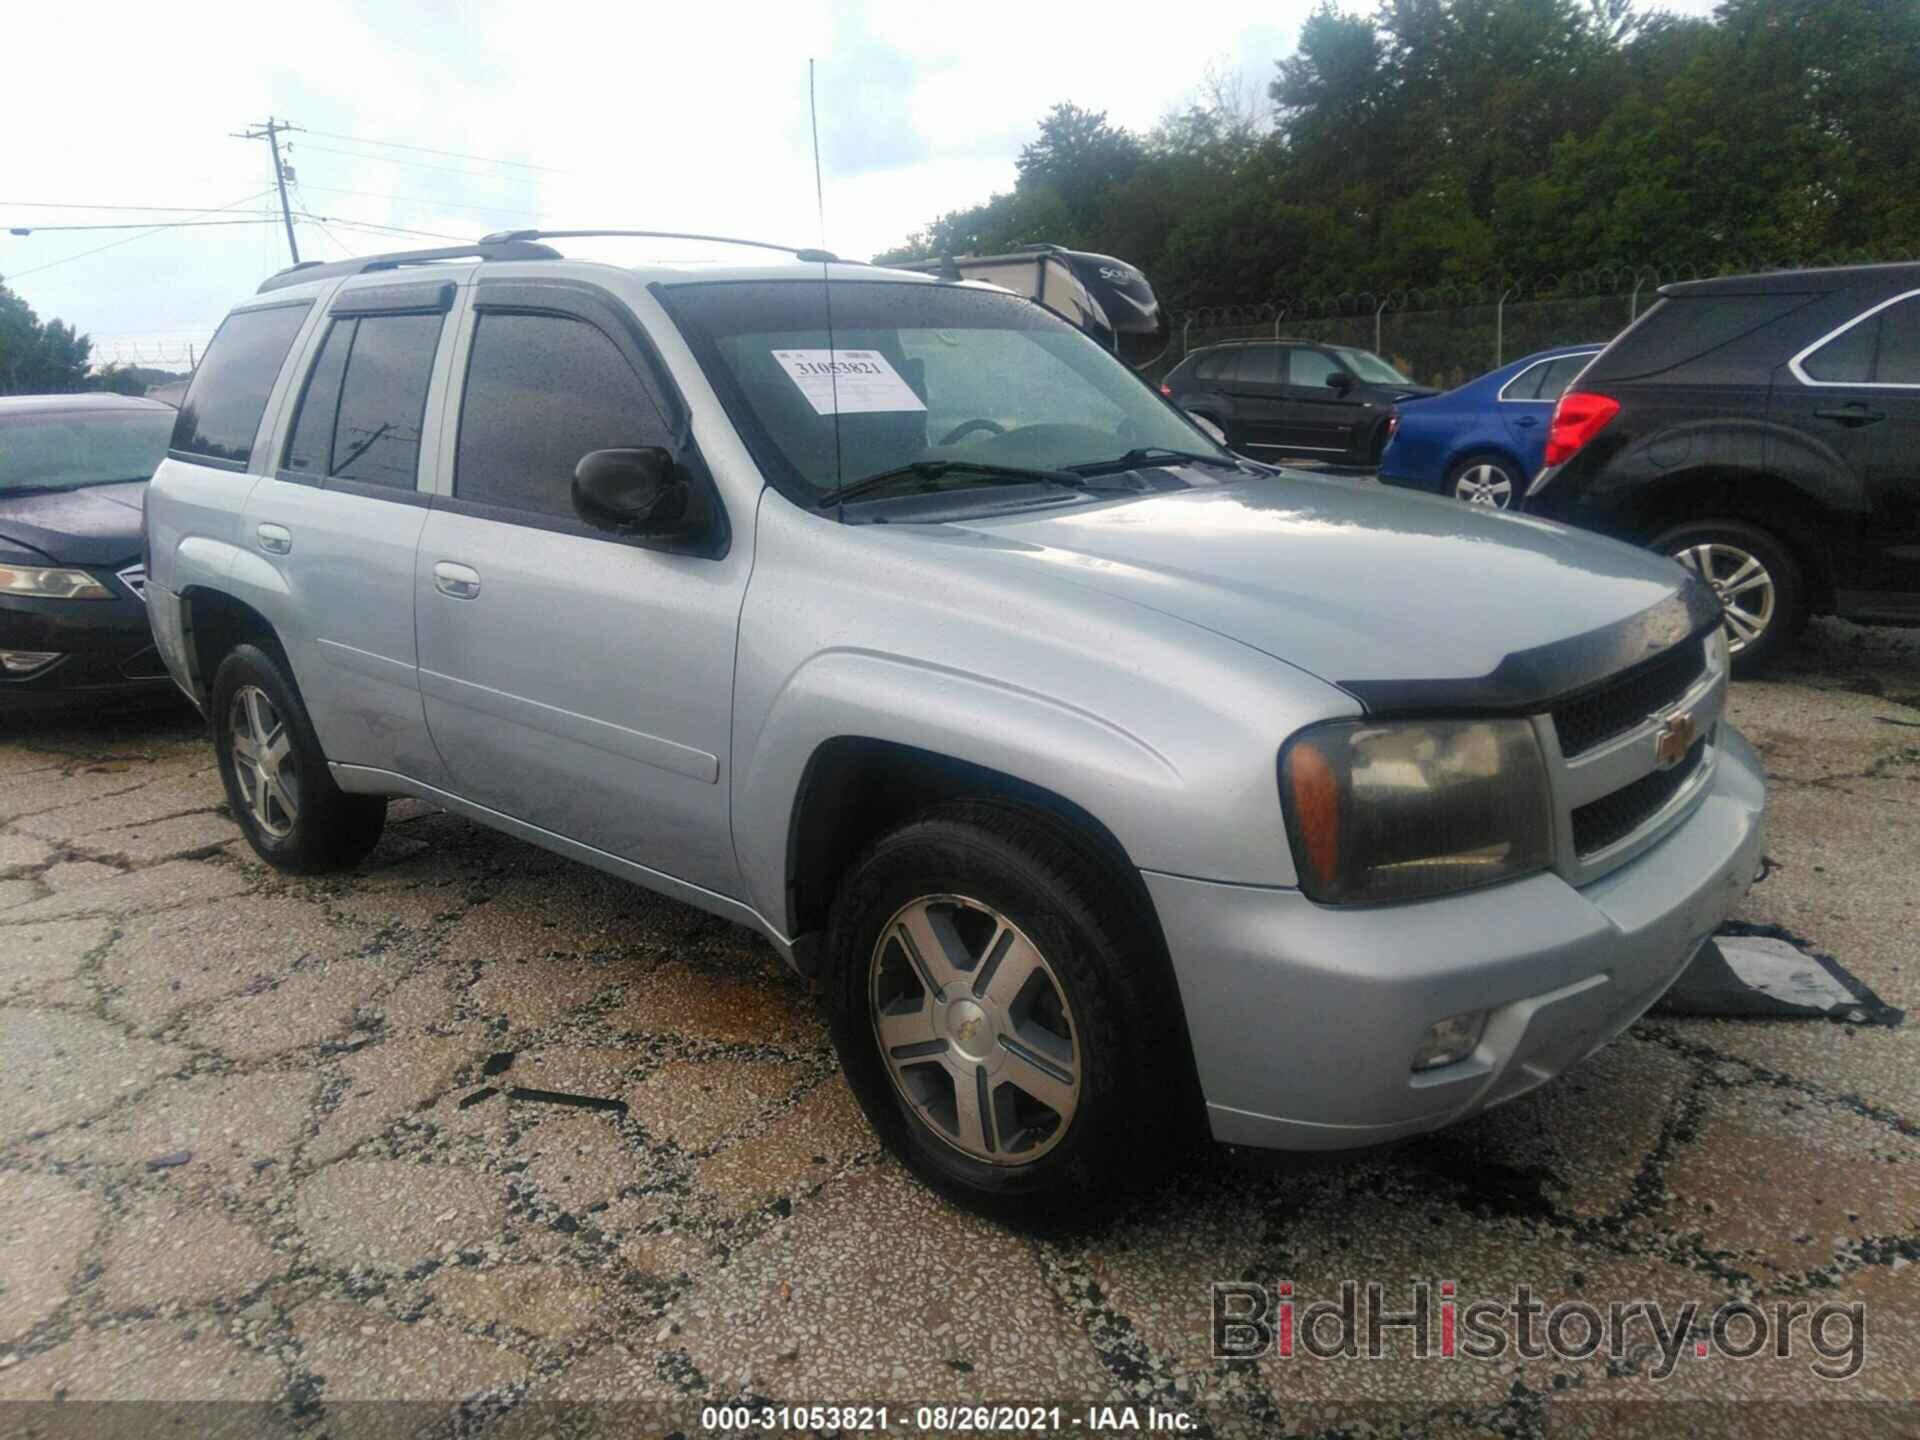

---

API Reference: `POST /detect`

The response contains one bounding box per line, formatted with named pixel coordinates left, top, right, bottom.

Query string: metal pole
left=1630, top=276, right=1643, bottom=322
left=1375, top=296, right=1389, bottom=355
left=1496, top=286, right=1514, bottom=367
left=266, top=119, right=300, bottom=265
left=1181, top=315, right=1192, bottom=360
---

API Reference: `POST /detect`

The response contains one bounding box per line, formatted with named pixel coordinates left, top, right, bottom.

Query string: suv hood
left=0, top=481, right=146, bottom=567
left=941, top=473, right=1714, bottom=711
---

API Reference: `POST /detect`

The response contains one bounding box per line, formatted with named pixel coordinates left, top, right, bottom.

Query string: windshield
left=1330, top=347, right=1412, bottom=385
left=0, top=409, right=173, bottom=493
left=660, top=280, right=1226, bottom=503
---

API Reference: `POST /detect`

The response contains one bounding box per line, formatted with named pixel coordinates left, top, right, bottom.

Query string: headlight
left=0, top=564, right=114, bottom=600
left=1280, top=718, right=1554, bottom=904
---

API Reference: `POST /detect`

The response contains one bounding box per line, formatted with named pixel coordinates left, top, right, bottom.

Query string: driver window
left=1286, top=348, right=1343, bottom=387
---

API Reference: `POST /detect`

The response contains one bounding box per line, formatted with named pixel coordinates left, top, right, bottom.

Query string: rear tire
left=211, top=644, right=386, bottom=872
left=1446, top=454, right=1522, bottom=509
left=823, top=800, right=1191, bottom=1228
left=1650, top=518, right=1806, bottom=677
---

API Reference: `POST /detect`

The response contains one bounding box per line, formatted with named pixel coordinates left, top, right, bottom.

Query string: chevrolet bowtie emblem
left=1654, top=709, right=1697, bottom=769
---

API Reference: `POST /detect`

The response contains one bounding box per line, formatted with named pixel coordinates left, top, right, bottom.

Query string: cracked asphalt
left=0, top=618, right=1915, bottom=1437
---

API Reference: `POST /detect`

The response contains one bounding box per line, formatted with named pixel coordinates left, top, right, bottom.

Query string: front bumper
left=0, top=585, right=174, bottom=711
left=1148, top=722, right=1767, bottom=1151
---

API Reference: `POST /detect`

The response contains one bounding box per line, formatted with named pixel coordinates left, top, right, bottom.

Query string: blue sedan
left=1379, top=344, right=1603, bottom=509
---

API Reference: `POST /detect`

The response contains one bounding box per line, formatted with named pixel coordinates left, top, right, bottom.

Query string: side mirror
left=1326, top=371, right=1356, bottom=393
left=571, top=448, right=688, bottom=536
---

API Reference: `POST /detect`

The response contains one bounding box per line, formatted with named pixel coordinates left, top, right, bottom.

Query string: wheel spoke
left=998, top=1036, right=1076, bottom=1117
left=1725, top=570, right=1771, bottom=599
left=250, top=769, right=275, bottom=827
left=230, top=730, right=260, bottom=766
left=262, top=727, right=293, bottom=771
left=973, top=924, right=1044, bottom=1012
left=949, top=1061, right=995, bottom=1155
left=242, top=689, right=271, bottom=748
left=895, top=905, right=970, bottom=991
left=1724, top=608, right=1761, bottom=644
left=875, top=996, right=941, bottom=1055
left=1721, top=554, right=1763, bottom=591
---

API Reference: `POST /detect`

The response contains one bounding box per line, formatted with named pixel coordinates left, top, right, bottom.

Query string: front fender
left=732, top=649, right=1185, bottom=929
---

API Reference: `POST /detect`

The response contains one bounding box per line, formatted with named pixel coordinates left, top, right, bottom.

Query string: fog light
left=1, top=649, right=63, bottom=676
left=1411, top=1011, right=1487, bottom=1071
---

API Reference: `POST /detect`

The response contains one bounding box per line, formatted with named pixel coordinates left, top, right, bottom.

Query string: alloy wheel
left=869, top=894, right=1080, bottom=1166
left=1671, top=541, right=1776, bottom=655
left=1454, top=463, right=1515, bottom=508
left=228, top=685, right=300, bottom=838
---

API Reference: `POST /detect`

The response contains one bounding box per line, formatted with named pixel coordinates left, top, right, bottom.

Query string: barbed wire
left=1174, top=249, right=1919, bottom=329
left=88, top=339, right=208, bottom=370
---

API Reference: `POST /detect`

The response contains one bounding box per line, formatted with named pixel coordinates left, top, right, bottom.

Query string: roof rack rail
left=255, top=238, right=563, bottom=294
left=478, top=229, right=847, bottom=264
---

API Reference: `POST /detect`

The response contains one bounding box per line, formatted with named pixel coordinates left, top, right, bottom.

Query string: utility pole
left=234, top=117, right=301, bottom=265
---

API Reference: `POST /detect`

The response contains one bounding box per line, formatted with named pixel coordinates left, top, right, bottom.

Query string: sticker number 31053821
left=772, top=349, right=926, bottom=416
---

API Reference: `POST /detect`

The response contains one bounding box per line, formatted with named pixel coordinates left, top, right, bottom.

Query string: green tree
left=881, top=0, right=1920, bottom=315
left=0, top=278, right=96, bottom=395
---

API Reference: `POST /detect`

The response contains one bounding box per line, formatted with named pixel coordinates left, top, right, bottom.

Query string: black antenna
left=810, top=58, right=844, bottom=505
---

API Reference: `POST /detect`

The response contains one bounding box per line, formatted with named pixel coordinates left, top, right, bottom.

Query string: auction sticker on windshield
left=773, top=348, right=926, bottom=415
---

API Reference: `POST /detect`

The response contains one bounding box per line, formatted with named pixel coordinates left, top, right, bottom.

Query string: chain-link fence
left=1162, top=253, right=1919, bottom=389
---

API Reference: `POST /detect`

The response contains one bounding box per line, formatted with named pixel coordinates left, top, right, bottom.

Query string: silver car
left=143, top=237, right=1765, bottom=1223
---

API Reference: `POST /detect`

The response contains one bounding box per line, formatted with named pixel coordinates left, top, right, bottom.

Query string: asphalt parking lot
left=1, top=616, right=1916, bottom=1437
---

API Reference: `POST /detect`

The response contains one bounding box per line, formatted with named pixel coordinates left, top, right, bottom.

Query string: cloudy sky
left=5, top=0, right=1716, bottom=372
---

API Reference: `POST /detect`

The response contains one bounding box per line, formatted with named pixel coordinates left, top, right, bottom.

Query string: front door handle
left=1814, top=404, right=1887, bottom=427
left=432, top=561, right=481, bottom=600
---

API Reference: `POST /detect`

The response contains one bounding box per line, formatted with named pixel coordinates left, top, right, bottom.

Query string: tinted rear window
left=1591, top=294, right=1817, bottom=381
left=1195, top=350, right=1237, bottom=381
left=1237, top=346, right=1282, bottom=384
left=170, top=302, right=310, bottom=466
left=284, top=312, right=444, bottom=490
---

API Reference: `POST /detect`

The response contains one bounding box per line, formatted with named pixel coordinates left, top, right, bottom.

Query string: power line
left=4, top=189, right=277, bottom=280
left=0, top=200, right=282, bottom=214
left=300, top=127, right=566, bottom=174
left=295, top=212, right=469, bottom=243
left=288, top=180, right=359, bottom=260
left=292, top=141, right=545, bottom=185
left=7, top=217, right=279, bottom=234
left=292, top=182, right=546, bottom=222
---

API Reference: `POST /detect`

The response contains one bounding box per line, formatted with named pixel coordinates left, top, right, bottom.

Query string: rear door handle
left=256, top=523, right=291, bottom=555
left=1512, top=415, right=1539, bottom=429
left=433, top=561, right=481, bottom=600
left=1814, top=404, right=1887, bottom=427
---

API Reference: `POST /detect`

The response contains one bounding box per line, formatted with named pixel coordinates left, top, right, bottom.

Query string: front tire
left=211, top=644, right=386, bottom=872
left=1651, top=518, right=1806, bottom=677
left=824, top=801, right=1191, bottom=1226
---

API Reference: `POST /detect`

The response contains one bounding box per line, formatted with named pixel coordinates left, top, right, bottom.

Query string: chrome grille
left=1570, top=736, right=1707, bottom=857
left=117, top=564, right=146, bottom=599
left=1551, top=638, right=1706, bottom=759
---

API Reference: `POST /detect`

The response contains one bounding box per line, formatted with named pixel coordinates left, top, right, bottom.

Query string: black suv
left=1522, top=262, right=1919, bottom=673
left=1160, top=340, right=1434, bottom=465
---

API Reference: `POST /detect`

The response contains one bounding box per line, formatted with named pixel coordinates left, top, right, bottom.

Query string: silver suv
left=145, top=234, right=1766, bottom=1222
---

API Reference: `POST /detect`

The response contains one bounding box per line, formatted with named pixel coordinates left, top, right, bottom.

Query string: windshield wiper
left=1066, top=446, right=1243, bottom=476
left=815, top=460, right=1089, bottom=508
